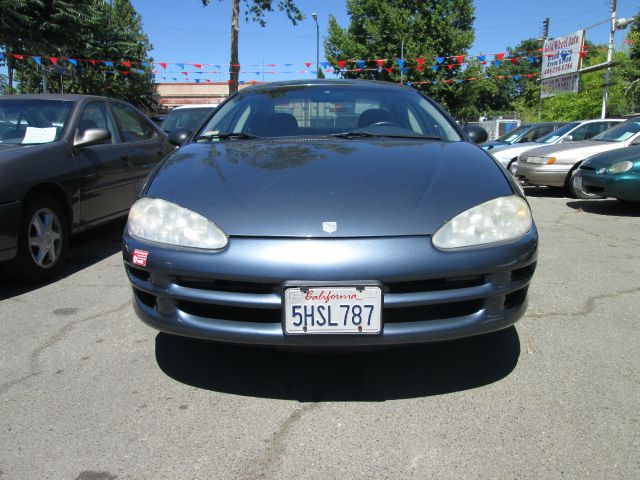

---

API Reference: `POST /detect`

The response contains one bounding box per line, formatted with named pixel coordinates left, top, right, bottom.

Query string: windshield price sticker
left=284, top=286, right=382, bottom=334
left=22, top=127, right=57, bottom=144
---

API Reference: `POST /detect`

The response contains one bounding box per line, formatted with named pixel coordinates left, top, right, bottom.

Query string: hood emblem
left=322, top=222, right=337, bottom=233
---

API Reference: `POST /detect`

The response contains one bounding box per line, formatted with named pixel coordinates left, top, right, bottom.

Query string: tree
left=623, top=10, right=640, bottom=112
left=7, top=0, right=158, bottom=110
left=200, top=0, right=303, bottom=94
left=324, top=0, right=475, bottom=118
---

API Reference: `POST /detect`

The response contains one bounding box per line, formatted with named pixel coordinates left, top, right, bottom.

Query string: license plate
left=284, top=285, right=382, bottom=334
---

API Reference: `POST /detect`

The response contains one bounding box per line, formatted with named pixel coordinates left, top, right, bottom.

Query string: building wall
left=156, top=82, right=252, bottom=109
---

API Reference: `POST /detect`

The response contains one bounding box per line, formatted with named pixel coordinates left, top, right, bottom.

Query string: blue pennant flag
left=172, top=77, right=177, bottom=81
left=396, top=59, right=405, bottom=67
left=67, top=58, right=77, bottom=66
left=240, top=80, right=245, bottom=85
left=196, top=71, right=203, bottom=75
left=256, top=72, right=260, bottom=76
left=435, top=57, right=444, bottom=64
left=494, top=60, right=502, bottom=67
left=400, top=67, right=408, bottom=75
left=104, top=61, right=114, bottom=67
left=513, top=75, right=520, bottom=81
left=141, top=62, right=150, bottom=68
left=405, top=82, right=413, bottom=87
left=213, top=65, right=221, bottom=70
left=528, top=56, right=536, bottom=63
left=320, top=62, right=329, bottom=69
left=284, top=63, right=293, bottom=67
left=476, top=55, right=486, bottom=62
left=176, top=63, right=185, bottom=70
left=432, top=80, right=439, bottom=85
left=431, top=65, right=439, bottom=71
left=32, top=56, right=42, bottom=65
left=485, top=74, right=491, bottom=79
left=356, top=60, right=366, bottom=69
left=0, top=53, right=4, bottom=60
left=457, top=79, right=464, bottom=83
left=195, top=79, right=201, bottom=83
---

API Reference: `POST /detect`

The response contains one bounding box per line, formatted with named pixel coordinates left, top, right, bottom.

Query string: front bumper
left=0, top=200, right=21, bottom=262
left=516, top=162, right=571, bottom=187
left=576, top=169, right=640, bottom=202
left=123, top=231, right=538, bottom=347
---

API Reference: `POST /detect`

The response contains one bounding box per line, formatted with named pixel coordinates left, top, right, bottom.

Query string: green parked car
left=573, top=146, right=640, bottom=202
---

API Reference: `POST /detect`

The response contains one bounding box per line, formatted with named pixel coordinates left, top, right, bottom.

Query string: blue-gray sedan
left=123, top=80, right=537, bottom=347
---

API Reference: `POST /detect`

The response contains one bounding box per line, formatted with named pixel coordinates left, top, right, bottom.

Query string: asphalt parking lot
left=1, top=189, right=639, bottom=480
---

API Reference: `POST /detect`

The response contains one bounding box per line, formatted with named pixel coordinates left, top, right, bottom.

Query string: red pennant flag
left=510, top=58, right=519, bottom=65
left=121, top=71, right=129, bottom=76
left=385, top=67, right=393, bottom=74
left=193, top=64, right=202, bottom=69
left=416, top=58, right=425, bottom=67
left=469, top=77, right=477, bottom=81
left=376, top=59, right=385, bottom=68
left=122, top=61, right=131, bottom=68
left=497, top=75, right=505, bottom=80
left=205, top=79, right=212, bottom=83
left=325, top=68, right=333, bottom=73
left=158, top=62, right=167, bottom=69
left=495, top=53, right=505, bottom=60
left=228, top=80, right=235, bottom=85
left=181, top=72, right=188, bottom=75
left=447, top=64, right=455, bottom=70
left=455, top=55, right=465, bottom=64
left=49, top=57, right=58, bottom=65
left=89, top=59, right=96, bottom=65
left=337, top=60, right=347, bottom=69
left=12, top=54, right=24, bottom=60
left=266, top=63, right=277, bottom=66
left=305, top=62, right=312, bottom=68
left=579, top=51, right=587, bottom=58
left=152, top=69, right=158, bottom=74
left=416, top=67, right=424, bottom=72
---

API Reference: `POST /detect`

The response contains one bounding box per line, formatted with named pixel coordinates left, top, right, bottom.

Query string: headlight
left=607, top=161, right=633, bottom=174
left=433, top=195, right=532, bottom=249
left=127, top=198, right=228, bottom=250
left=526, top=156, right=555, bottom=165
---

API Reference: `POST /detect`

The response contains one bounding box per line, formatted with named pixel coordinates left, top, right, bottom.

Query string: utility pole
left=542, top=18, right=550, bottom=39
left=41, top=64, right=48, bottom=93
left=400, top=39, right=404, bottom=85
left=601, top=0, right=617, bottom=119
left=312, top=13, right=319, bottom=79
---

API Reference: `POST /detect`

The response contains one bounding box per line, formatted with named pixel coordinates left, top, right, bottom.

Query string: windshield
left=496, top=124, right=532, bottom=142
left=536, top=122, right=580, bottom=144
left=591, top=118, right=640, bottom=142
left=0, top=100, right=73, bottom=145
left=197, top=84, right=462, bottom=141
left=162, top=107, right=215, bottom=133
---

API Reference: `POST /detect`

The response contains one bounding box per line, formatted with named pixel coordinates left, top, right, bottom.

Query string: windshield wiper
left=195, top=132, right=260, bottom=141
left=331, top=131, right=440, bottom=140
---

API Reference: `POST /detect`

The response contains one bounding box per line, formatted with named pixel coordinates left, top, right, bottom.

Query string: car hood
left=490, top=142, right=545, bottom=163
left=521, top=140, right=626, bottom=164
left=0, top=141, right=58, bottom=160
left=582, top=145, right=640, bottom=168
left=481, top=140, right=508, bottom=150
left=145, top=139, right=514, bottom=238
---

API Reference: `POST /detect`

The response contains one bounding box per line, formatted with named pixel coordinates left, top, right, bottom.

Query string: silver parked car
left=491, top=119, right=623, bottom=175
left=514, top=117, right=640, bottom=197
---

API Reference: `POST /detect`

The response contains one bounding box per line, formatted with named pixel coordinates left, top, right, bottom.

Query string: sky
left=129, top=0, right=638, bottom=83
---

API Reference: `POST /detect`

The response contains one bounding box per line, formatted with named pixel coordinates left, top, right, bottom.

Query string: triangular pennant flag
left=495, top=53, right=505, bottom=60
left=476, top=55, right=486, bottom=62
left=497, top=75, right=505, bottom=80
left=181, top=71, right=188, bottom=75
left=376, top=59, right=385, bottom=68
left=528, top=56, right=536, bottom=63
left=104, top=61, right=114, bottom=67
left=49, top=57, right=58, bottom=65
left=12, top=54, right=24, bottom=60
left=305, top=62, right=312, bottom=68
left=121, top=71, right=129, bottom=76
left=447, top=64, right=455, bottom=70
left=416, top=66, right=424, bottom=72
left=396, top=59, right=405, bottom=67
left=494, top=60, right=502, bottom=67
left=513, top=75, right=520, bottom=81
left=406, top=82, right=412, bottom=87
left=195, top=79, right=201, bottom=83
left=400, top=67, right=408, bottom=75
left=337, top=60, right=347, bottom=69
left=193, top=64, right=202, bottom=69
left=206, top=79, right=212, bottom=83
left=0, top=53, right=4, bottom=60
left=356, top=60, right=366, bottom=69
left=122, top=61, right=131, bottom=68
left=89, top=59, right=96, bottom=65
left=176, top=63, right=184, bottom=70
left=385, top=67, right=393, bottom=74
left=158, top=62, right=167, bottom=69
left=141, top=62, right=150, bottom=68
left=510, top=58, right=519, bottom=65
left=228, top=80, right=234, bottom=85
left=67, top=58, right=78, bottom=66
left=284, top=63, right=293, bottom=67
left=325, top=68, right=333, bottom=73
left=320, top=61, right=329, bottom=69
left=416, top=58, right=425, bottom=67
left=432, top=80, right=438, bottom=85
left=32, top=56, right=42, bottom=65
left=527, top=74, right=534, bottom=79
left=455, top=55, right=465, bottom=64
left=435, top=56, right=444, bottom=64
left=457, top=79, right=464, bottom=83
left=431, top=65, right=438, bottom=71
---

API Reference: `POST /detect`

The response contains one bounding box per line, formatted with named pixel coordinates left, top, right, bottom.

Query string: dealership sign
left=540, top=30, right=585, bottom=97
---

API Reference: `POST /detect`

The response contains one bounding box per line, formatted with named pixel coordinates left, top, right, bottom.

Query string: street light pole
left=312, top=13, right=319, bottom=79
left=400, top=39, right=404, bottom=84
left=601, top=0, right=617, bottom=119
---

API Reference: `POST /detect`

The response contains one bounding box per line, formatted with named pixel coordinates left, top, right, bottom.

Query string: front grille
left=386, top=275, right=485, bottom=294
left=580, top=165, right=596, bottom=171
left=175, top=276, right=274, bottom=294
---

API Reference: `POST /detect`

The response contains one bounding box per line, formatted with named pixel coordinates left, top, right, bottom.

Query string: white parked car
left=491, top=119, right=623, bottom=175
left=514, top=117, right=640, bottom=197
left=161, top=104, right=218, bottom=140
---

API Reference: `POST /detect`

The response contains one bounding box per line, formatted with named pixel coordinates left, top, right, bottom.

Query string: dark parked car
left=123, top=79, right=538, bottom=348
left=0, top=94, right=173, bottom=281
left=481, top=122, right=566, bottom=151
left=161, top=104, right=218, bottom=144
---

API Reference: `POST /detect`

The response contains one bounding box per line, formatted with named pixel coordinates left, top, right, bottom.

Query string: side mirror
left=168, top=128, right=191, bottom=147
left=74, top=128, right=111, bottom=148
left=562, top=135, right=573, bottom=143
left=463, top=125, right=488, bottom=144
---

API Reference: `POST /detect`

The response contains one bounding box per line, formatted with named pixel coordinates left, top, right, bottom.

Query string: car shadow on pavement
left=0, top=218, right=126, bottom=301
left=521, top=186, right=567, bottom=198
left=155, top=327, right=520, bottom=401
left=566, top=199, right=640, bottom=217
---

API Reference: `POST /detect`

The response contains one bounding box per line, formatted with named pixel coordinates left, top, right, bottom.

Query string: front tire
left=568, top=169, right=603, bottom=200
left=11, top=193, right=69, bottom=283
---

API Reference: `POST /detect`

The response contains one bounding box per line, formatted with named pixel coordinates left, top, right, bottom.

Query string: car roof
left=0, top=93, right=107, bottom=102
left=241, top=78, right=417, bottom=93
left=171, top=104, right=218, bottom=110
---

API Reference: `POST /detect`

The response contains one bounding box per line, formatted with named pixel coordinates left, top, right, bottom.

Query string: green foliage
left=1, top=0, right=157, bottom=110
left=0, top=73, right=7, bottom=94
left=325, top=0, right=475, bottom=118
left=200, top=0, right=303, bottom=26
left=623, top=10, right=640, bottom=112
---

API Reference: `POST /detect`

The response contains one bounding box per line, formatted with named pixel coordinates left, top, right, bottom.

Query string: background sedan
left=0, top=94, right=173, bottom=282
left=574, top=145, right=640, bottom=202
